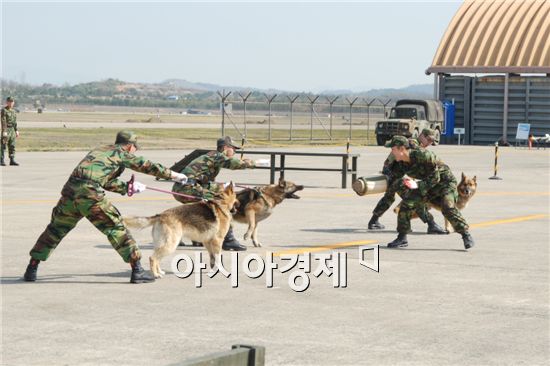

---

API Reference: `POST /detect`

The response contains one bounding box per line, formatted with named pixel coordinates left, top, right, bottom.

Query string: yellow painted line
left=273, top=240, right=377, bottom=257
left=272, top=214, right=548, bottom=256
left=301, top=191, right=550, bottom=199
left=300, top=193, right=355, bottom=198
left=3, top=191, right=550, bottom=205
left=477, top=192, right=550, bottom=196
left=469, top=214, right=549, bottom=229
left=0, top=196, right=174, bottom=205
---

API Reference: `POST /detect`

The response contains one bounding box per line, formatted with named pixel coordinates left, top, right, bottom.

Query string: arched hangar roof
left=427, top=0, right=550, bottom=74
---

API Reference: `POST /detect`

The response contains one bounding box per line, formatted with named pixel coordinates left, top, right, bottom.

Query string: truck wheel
left=433, top=129, right=441, bottom=145
left=376, top=135, right=387, bottom=146
left=412, top=129, right=419, bottom=139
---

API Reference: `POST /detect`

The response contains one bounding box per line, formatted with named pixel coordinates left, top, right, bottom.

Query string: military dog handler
left=384, top=135, right=475, bottom=249
left=23, top=131, right=188, bottom=284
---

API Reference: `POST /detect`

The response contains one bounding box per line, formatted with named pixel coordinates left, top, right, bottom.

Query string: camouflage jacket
left=382, top=137, right=421, bottom=180
left=181, top=150, right=254, bottom=184
left=61, top=144, right=172, bottom=199
left=1, top=107, right=17, bottom=132
left=403, top=148, right=455, bottom=196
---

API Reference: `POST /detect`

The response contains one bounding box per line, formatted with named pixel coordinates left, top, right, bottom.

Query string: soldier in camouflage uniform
left=172, top=136, right=257, bottom=251
left=23, top=130, right=188, bottom=283
left=384, top=136, right=474, bottom=249
left=367, top=129, right=446, bottom=235
left=1, top=96, right=20, bottom=166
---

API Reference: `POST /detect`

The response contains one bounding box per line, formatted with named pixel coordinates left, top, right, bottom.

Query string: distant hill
left=320, top=83, right=433, bottom=100
left=161, top=79, right=433, bottom=98
left=1, top=77, right=434, bottom=109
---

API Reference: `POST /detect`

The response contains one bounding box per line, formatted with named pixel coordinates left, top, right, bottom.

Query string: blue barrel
left=442, top=100, right=455, bottom=137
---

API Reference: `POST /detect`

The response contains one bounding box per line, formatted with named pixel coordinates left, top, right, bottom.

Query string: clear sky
left=1, top=1, right=462, bottom=92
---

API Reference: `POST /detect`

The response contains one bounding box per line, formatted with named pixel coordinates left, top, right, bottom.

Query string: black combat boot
left=23, top=258, right=40, bottom=281
left=368, top=215, right=385, bottom=230
left=130, top=260, right=155, bottom=283
left=462, top=232, right=475, bottom=249
left=426, top=218, right=448, bottom=234
left=9, top=157, right=19, bottom=166
left=222, top=227, right=246, bottom=251
left=0, top=158, right=5, bottom=166
left=387, top=233, right=408, bottom=248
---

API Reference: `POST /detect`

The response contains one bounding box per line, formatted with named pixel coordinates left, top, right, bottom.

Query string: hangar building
left=426, top=0, right=550, bottom=145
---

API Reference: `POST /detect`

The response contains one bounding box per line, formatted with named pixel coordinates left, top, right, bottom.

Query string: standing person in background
left=1, top=96, right=20, bottom=166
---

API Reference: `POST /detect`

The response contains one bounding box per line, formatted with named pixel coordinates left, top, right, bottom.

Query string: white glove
left=403, top=178, right=418, bottom=189
left=254, top=158, right=270, bottom=167
left=132, top=181, right=147, bottom=194
left=170, top=171, right=188, bottom=184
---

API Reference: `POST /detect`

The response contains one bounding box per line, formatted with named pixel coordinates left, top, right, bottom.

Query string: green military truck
left=375, top=99, right=443, bottom=146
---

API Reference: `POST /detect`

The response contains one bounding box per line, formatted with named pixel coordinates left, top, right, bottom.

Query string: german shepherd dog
left=394, top=173, right=477, bottom=232
left=124, top=183, right=238, bottom=277
left=232, top=177, right=304, bottom=247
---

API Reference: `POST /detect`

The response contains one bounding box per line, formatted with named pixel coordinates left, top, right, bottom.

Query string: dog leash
left=127, top=174, right=206, bottom=201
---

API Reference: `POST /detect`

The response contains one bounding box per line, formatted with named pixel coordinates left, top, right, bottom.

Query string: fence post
left=346, top=97, right=358, bottom=140
left=287, top=94, right=299, bottom=141
left=364, top=98, right=376, bottom=145
left=377, top=98, right=392, bottom=120
left=217, top=89, right=232, bottom=136
left=326, top=96, right=339, bottom=140
left=238, top=91, right=252, bottom=137
left=307, top=95, right=320, bottom=140
left=264, top=93, right=277, bottom=141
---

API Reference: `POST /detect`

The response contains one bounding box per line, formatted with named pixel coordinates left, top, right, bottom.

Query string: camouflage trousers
left=397, top=181, right=469, bottom=234
left=30, top=195, right=140, bottom=263
left=171, top=181, right=222, bottom=203
left=372, top=178, right=434, bottom=223
left=1, top=128, right=16, bottom=160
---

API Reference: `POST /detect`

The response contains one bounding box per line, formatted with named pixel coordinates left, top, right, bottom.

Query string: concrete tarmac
left=1, top=145, right=548, bottom=365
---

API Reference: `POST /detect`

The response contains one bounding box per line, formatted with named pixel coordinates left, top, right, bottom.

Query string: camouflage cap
left=384, top=135, right=410, bottom=148
left=217, top=136, right=240, bottom=149
left=6, top=96, right=14, bottom=102
left=115, top=130, right=139, bottom=148
left=421, top=128, right=435, bottom=139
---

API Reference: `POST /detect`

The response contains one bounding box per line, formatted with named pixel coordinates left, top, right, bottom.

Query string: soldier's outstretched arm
left=120, top=151, right=172, bottom=180
left=221, top=155, right=255, bottom=170
left=104, top=179, right=129, bottom=195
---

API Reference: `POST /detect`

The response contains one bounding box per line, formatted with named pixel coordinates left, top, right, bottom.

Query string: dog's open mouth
left=285, top=185, right=304, bottom=199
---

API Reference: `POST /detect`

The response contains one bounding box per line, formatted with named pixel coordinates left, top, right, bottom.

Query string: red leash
left=127, top=174, right=205, bottom=201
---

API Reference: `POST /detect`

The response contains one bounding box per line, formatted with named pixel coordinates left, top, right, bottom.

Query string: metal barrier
left=176, top=344, right=265, bottom=366
left=241, top=150, right=360, bottom=188
left=171, top=149, right=360, bottom=188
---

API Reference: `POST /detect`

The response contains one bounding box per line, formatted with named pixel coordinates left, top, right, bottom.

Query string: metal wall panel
left=441, top=75, right=550, bottom=145
left=439, top=76, right=472, bottom=143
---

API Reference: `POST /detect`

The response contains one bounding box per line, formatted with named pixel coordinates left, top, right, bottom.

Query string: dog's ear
left=278, top=176, right=285, bottom=187
left=472, top=175, right=477, bottom=182
left=461, top=172, right=466, bottom=181
left=223, top=181, right=234, bottom=193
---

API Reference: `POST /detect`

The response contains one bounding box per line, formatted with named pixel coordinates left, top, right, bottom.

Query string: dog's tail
left=123, top=215, right=160, bottom=230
